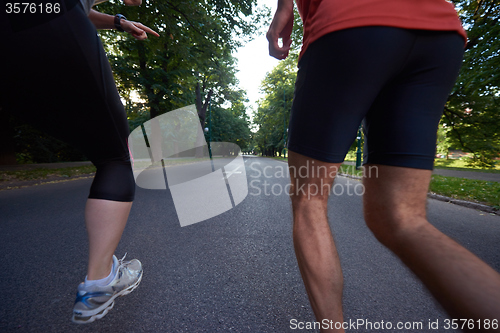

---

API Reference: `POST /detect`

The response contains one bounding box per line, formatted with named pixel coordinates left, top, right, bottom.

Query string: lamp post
left=355, top=125, right=362, bottom=170
left=283, top=83, right=287, bottom=158
left=208, top=99, right=212, bottom=159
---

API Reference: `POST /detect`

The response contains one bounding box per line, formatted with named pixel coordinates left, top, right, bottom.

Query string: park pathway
left=0, top=157, right=499, bottom=332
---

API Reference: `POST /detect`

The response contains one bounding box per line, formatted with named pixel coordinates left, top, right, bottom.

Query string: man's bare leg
left=363, top=164, right=500, bottom=322
left=288, top=150, right=345, bottom=332
left=85, top=199, right=132, bottom=280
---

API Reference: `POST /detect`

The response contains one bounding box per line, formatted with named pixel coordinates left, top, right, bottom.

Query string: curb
left=338, top=173, right=500, bottom=216
left=428, top=193, right=499, bottom=216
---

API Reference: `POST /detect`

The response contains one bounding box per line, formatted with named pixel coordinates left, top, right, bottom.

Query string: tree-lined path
left=1, top=157, right=499, bottom=332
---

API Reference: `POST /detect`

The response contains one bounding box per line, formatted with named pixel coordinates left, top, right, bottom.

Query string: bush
left=11, top=120, right=87, bottom=164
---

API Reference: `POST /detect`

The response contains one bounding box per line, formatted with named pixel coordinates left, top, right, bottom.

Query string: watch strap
left=114, top=14, right=126, bottom=32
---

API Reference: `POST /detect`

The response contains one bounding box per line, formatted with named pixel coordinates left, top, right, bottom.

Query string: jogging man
left=267, top=1, right=500, bottom=331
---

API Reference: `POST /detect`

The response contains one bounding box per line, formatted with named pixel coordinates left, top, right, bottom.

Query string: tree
left=206, top=101, right=252, bottom=150
left=253, top=54, right=297, bottom=156
left=442, top=0, right=500, bottom=167
left=94, top=1, right=262, bottom=159
left=252, top=6, right=305, bottom=157
left=97, top=0, right=261, bottom=122
left=0, top=1, right=262, bottom=164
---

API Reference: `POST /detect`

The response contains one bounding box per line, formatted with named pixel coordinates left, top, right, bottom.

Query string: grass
left=0, top=155, right=231, bottom=183
left=266, top=156, right=500, bottom=208
left=339, top=165, right=500, bottom=208
left=345, top=157, right=500, bottom=173
left=433, top=159, right=500, bottom=173
left=0, top=154, right=239, bottom=183
left=340, top=164, right=500, bottom=208
left=0, top=165, right=97, bottom=182
left=430, top=175, right=500, bottom=208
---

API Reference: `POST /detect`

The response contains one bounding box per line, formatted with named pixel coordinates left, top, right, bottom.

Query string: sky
left=233, top=0, right=281, bottom=112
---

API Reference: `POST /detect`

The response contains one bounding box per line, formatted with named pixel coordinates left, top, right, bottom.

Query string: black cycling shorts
left=287, top=27, right=464, bottom=170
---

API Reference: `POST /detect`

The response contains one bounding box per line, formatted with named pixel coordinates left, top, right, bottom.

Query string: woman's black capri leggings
left=0, top=0, right=135, bottom=202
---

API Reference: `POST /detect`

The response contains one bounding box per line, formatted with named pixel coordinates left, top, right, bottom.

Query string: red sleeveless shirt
left=296, top=0, right=467, bottom=58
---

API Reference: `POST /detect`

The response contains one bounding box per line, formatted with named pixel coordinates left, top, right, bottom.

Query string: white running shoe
left=72, top=254, right=142, bottom=324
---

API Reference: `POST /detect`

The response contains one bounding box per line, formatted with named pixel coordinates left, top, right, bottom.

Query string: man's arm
left=266, top=0, right=294, bottom=60
left=88, top=9, right=159, bottom=40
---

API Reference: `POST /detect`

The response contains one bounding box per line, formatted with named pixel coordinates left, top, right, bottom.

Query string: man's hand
left=266, top=0, right=294, bottom=60
left=121, top=20, right=160, bottom=40
left=123, top=0, right=142, bottom=6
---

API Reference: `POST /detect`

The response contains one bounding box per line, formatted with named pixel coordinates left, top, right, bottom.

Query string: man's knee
left=364, top=203, right=428, bottom=247
left=289, top=180, right=331, bottom=204
left=364, top=207, right=398, bottom=244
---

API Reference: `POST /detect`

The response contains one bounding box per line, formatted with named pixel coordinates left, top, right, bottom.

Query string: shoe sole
left=72, top=271, right=143, bottom=324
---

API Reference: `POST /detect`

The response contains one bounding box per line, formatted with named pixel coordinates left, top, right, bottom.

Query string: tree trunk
left=195, top=78, right=213, bottom=126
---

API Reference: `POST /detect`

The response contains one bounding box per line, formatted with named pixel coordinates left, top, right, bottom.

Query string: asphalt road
left=1, top=156, right=499, bottom=333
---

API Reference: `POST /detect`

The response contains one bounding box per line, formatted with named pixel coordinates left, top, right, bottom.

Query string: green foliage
left=9, top=118, right=87, bottom=164
left=249, top=8, right=304, bottom=156
left=4, top=1, right=264, bottom=164
left=337, top=162, right=500, bottom=208
left=430, top=175, right=500, bottom=207
left=436, top=125, right=452, bottom=158
left=125, top=101, right=150, bottom=133
left=206, top=104, right=252, bottom=150
left=0, top=165, right=96, bottom=182
left=433, top=158, right=500, bottom=173
left=441, top=0, right=500, bottom=168
left=290, top=8, right=304, bottom=54
left=253, top=54, right=298, bottom=156
left=92, top=0, right=261, bottom=155
left=96, top=0, right=262, bottom=121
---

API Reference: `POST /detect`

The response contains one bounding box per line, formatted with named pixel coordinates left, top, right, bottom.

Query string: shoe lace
left=118, top=252, right=130, bottom=266
left=115, top=253, right=131, bottom=280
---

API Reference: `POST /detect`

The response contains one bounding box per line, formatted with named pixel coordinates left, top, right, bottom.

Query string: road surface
left=1, top=156, right=499, bottom=332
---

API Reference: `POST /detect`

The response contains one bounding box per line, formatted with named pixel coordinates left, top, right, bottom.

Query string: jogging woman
left=1, top=0, right=158, bottom=324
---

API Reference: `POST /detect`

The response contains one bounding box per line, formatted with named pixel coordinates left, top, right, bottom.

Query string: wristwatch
left=114, top=14, right=126, bottom=32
